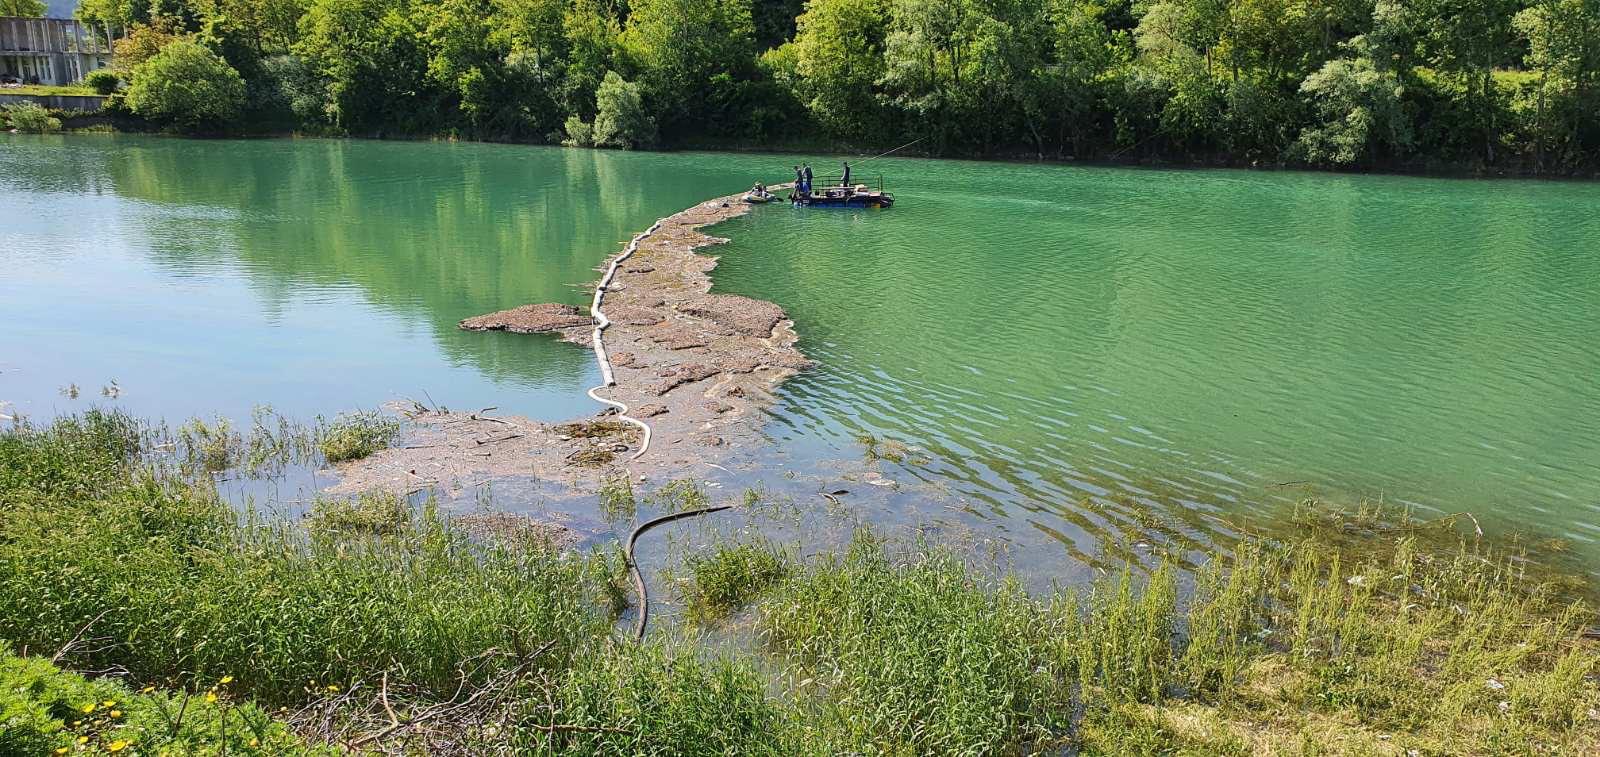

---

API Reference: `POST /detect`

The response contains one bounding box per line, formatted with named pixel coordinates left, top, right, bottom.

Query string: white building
left=1, top=16, right=113, bottom=86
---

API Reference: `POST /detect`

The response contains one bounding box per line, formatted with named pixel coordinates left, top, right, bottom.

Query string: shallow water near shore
left=5, top=134, right=1600, bottom=571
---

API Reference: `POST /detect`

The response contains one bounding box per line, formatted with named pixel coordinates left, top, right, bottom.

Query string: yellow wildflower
left=249, top=737, right=260, bottom=747
left=326, top=684, right=339, bottom=692
left=109, top=710, right=122, bottom=718
left=205, top=691, right=218, bottom=703
left=102, top=700, right=116, bottom=707
left=220, top=675, right=234, bottom=685
left=140, top=686, right=155, bottom=694
left=53, top=748, right=69, bottom=755
left=77, top=736, right=89, bottom=744
left=81, top=703, right=96, bottom=713
left=107, top=740, right=129, bottom=752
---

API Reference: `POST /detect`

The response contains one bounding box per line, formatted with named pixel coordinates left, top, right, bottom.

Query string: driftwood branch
left=52, top=610, right=110, bottom=664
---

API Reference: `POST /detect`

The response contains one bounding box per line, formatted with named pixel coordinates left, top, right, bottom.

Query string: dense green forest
left=60, top=0, right=1600, bottom=170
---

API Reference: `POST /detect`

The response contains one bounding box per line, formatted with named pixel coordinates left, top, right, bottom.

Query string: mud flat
left=328, top=190, right=807, bottom=496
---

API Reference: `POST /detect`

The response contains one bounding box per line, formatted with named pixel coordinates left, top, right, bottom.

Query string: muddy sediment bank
left=329, top=189, right=807, bottom=497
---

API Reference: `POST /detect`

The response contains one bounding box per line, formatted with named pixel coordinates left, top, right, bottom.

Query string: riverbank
left=19, top=121, right=1600, bottom=181
left=3, top=410, right=1598, bottom=754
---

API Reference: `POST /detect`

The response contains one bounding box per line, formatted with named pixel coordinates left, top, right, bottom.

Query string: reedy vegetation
left=59, top=0, right=1600, bottom=170
left=168, top=406, right=397, bottom=475
left=0, top=411, right=1596, bottom=753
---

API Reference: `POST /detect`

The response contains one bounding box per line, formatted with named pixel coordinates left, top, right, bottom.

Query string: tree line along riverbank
left=4, top=405, right=1599, bottom=753
left=4, top=0, right=1600, bottom=175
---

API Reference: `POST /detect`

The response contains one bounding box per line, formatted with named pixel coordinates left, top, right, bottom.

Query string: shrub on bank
left=125, top=39, right=245, bottom=131
left=3, top=102, right=63, bottom=133
left=591, top=71, right=656, bottom=150
left=83, top=69, right=121, bottom=96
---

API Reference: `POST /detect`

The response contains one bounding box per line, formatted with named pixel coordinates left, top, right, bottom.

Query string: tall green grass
left=678, top=540, right=789, bottom=622
left=3, top=412, right=1597, bottom=754
left=0, top=414, right=612, bottom=706
left=317, top=411, right=399, bottom=463
left=762, top=532, right=1072, bottom=753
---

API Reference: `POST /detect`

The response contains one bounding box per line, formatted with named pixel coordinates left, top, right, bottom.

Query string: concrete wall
left=0, top=92, right=105, bottom=110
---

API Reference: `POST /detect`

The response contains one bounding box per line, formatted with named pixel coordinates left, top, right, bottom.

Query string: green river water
left=4, top=135, right=1599, bottom=566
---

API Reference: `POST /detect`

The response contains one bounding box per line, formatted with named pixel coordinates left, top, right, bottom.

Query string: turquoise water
left=711, top=161, right=1600, bottom=560
left=5, top=135, right=1599, bottom=565
left=0, top=135, right=783, bottom=423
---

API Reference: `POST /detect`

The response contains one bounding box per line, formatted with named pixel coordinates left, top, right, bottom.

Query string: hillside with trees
left=70, top=0, right=1600, bottom=172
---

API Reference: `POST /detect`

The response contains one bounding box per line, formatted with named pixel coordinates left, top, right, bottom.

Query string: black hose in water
left=624, top=505, right=734, bottom=640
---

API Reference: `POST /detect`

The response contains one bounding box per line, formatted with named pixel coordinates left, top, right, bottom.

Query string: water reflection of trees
left=98, top=138, right=720, bottom=387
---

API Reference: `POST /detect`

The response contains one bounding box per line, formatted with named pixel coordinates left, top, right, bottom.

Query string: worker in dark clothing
left=793, top=165, right=802, bottom=188
left=841, top=161, right=851, bottom=186
left=802, top=163, right=813, bottom=193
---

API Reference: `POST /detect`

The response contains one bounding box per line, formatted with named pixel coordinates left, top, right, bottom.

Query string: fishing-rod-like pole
left=850, top=137, right=925, bottom=168
left=756, top=137, right=925, bottom=188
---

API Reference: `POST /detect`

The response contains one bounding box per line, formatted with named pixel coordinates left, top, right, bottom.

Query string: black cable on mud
left=624, top=504, right=734, bottom=640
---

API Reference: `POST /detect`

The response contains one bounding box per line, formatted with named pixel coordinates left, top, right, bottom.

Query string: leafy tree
left=753, top=0, right=806, bottom=48
left=112, top=22, right=182, bottom=72
left=492, top=0, right=566, bottom=60
left=879, top=0, right=984, bottom=151
left=963, top=0, right=1053, bottom=153
left=1514, top=0, right=1600, bottom=167
left=791, top=0, right=890, bottom=139
left=1045, top=0, right=1125, bottom=156
left=294, top=0, right=444, bottom=134
left=560, top=0, right=622, bottom=118
left=247, top=53, right=330, bottom=127
left=563, top=112, right=594, bottom=145
left=185, top=0, right=309, bottom=58
left=591, top=69, right=656, bottom=147
left=417, top=0, right=525, bottom=134
left=0, top=0, right=45, bottom=16
left=125, top=38, right=247, bottom=130
left=1294, top=37, right=1412, bottom=165
left=77, top=0, right=139, bottom=27
left=45, top=0, right=1600, bottom=169
left=622, top=0, right=756, bottom=134
left=1407, top=0, right=1520, bottom=161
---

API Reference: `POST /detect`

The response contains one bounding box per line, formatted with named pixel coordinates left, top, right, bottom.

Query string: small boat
left=742, top=188, right=776, bottom=204
left=790, top=178, right=894, bottom=209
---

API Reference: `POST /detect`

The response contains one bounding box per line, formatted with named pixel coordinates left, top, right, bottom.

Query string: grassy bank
left=2, top=411, right=1597, bottom=753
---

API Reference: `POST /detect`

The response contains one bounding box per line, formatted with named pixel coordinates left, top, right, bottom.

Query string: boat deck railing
left=801, top=174, right=888, bottom=194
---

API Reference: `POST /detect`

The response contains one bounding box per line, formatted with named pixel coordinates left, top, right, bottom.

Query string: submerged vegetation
left=680, top=540, right=790, bottom=622
left=166, top=406, right=396, bottom=474
left=306, top=489, right=413, bottom=536
left=1, top=411, right=1597, bottom=753
left=317, top=411, right=400, bottom=464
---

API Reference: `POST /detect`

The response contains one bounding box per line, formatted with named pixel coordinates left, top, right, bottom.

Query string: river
left=5, top=134, right=1598, bottom=569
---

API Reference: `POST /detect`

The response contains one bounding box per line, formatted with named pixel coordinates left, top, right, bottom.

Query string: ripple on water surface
left=710, top=161, right=1600, bottom=565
